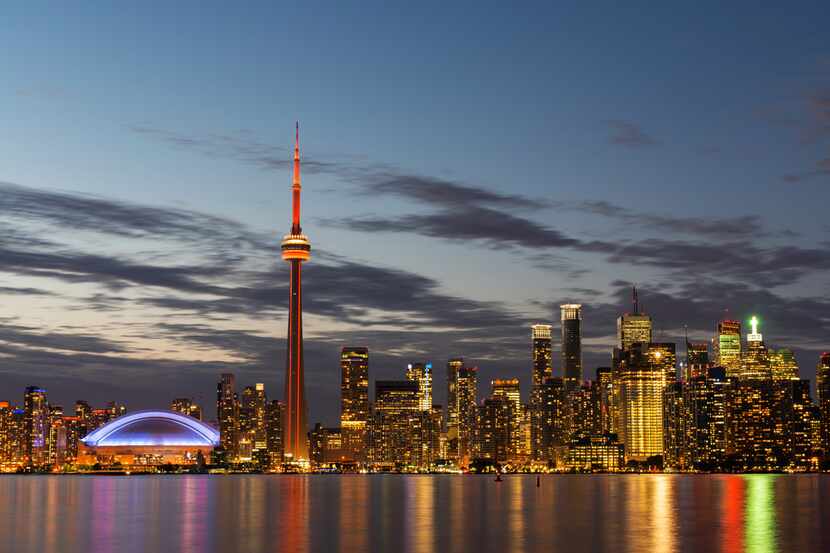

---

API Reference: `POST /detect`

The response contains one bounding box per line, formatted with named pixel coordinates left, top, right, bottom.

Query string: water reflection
left=744, top=475, right=778, bottom=553
left=0, top=474, right=821, bottom=553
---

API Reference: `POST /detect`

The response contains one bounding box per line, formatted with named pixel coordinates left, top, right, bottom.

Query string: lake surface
left=0, top=474, right=827, bottom=553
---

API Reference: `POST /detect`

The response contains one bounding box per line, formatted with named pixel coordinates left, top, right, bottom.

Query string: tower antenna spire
left=632, top=285, right=639, bottom=313
left=291, top=121, right=302, bottom=233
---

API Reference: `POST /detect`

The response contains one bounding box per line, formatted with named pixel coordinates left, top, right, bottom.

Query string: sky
left=0, top=1, right=829, bottom=425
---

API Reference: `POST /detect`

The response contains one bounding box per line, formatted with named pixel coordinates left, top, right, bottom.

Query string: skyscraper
left=530, top=324, right=552, bottom=460
left=491, top=378, right=524, bottom=460
left=456, top=365, right=479, bottom=463
left=372, top=380, right=422, bottom=467
left=216, top=373, right=239, bottom=459
left=281, top=124, right=312, bottom=461
left=769, top=348, right=799, bottom=381
left=616, top=286, right=652, bottom=351
left=23, top=386, right=49, bottom=468
left=715, top=319, right=742, bottom=378
left=742, top=316, right=771, bottom=380
left=446, top=357, right=464, bottom=459
left=648, top=342, right=678, bottom=384
left=340, top=347, right=369, bottom=461
left=817, top=353, right=830, bottom=456
left=617, top=344, right=665, bottom=461
left=561, top=304, right=583, bottom=386
left=531, top=324, right=553, bottom=387
left=406, top=362, right=433, bottom=411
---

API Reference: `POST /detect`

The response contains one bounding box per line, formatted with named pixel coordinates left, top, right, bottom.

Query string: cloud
left=605, top=120, right=659, bottom=147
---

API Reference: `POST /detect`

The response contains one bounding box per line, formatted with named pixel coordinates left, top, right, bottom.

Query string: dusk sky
left=1, top=2, right=829, bottom=424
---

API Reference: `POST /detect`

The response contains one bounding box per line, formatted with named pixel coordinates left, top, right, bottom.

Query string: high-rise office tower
left=617, top=287, right=652, bottom=351
left=684, top=367, right=728, bottom=469
left=216, top=373, right=239, bottom=458
left=715, top=319, right=742, bottom=378
left=372, top=381, right=421, bottom=467
left=445, top=357, right=464, bottom=458
left=456, top=365, right=479, bottom=463
left=281, top=124, right=312, bottom=461
left=769, top=348, right=799, bottom=381
left=648, top=343, right=678, bottom=384
left=596, top=367, right=614, bottom=435
left=726, top=379, right=787, bottom=470
left=531, top=324, right=553, bottom=387
left=561, top=304, right=583, bottom=386
left=616, top=344, right=665, bottom=461
left=406, top=362, right=433, bottom=411
left=684, top=341, right=711, bottom=381
left=477, top=397, right=512, bottom=462
left=742, top=316, right=771, bottom=380
left=23, top=386, right=49, bottom=468
left=491, top=378, right=523, bottom=460
left=662, top=381, right=687, bottom=470
left=340, top=347, right=369, bottom=461
left=817, top=353, right=830, bottom=456
left=530, top=324, right=552, bottom=460
left=538, top=377, right=568, bottom=462
left=266, top=400, right=284, bottom=468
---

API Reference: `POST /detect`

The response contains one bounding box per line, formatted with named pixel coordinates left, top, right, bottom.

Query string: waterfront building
left=714, top=319, right=742, bottom=378
left=445, top=357, right=464, bottom=460
left=595, top=367, right=614, bottom=435
left=617, top=344, right=665, bottom=461
left=310, top=424, right=344, bottom=464
left=281, top=124, right=312, bottom=461
left=266, top=400, right=284, bottom=468
left=567, top=382, right=601, bottom=439
left=538, top=377, right=568, bottom=464
left=818, top=353, right=830, bottom=456
left=406, top=362, right=433, bottom=412
left=216, top=373, right=239, bottom=459
left=456, top=365, right=479, bottom=464
left=530, top=324, right=552, bottom=460
left=786, top=379, right=819, bottom=470
left=726, top=379, right=787, bottom=470
left=240, top=383, right=267, bottom=461
left=491, top=378, right=523, bottom=460
left=340, top=347, right=369, bottom=462
left=371, top=380, right=421, bottom=469
left=77, top=410, right=219, bottom=468
left=684, top=367, right=728, bottom=469
left=561, top=304, right=583, bottom=387
left=170, top=398, right=202, bottom=420
left=24, top=386, right=49, bottom=469
left=477, top=397, right=512, bottom=463
left=662, top=382, right=687, bottom=470
left=566, top=433, right=624, bottom=472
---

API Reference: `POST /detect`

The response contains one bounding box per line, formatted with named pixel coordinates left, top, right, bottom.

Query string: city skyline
left=1, top=3, right=830, bottom=427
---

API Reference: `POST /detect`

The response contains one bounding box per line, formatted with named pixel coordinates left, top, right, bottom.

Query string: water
left=0, top=474, right=827, bottom=553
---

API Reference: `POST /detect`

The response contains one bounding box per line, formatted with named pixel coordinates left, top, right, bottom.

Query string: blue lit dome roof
left=81, top=410, right=220, bottom=447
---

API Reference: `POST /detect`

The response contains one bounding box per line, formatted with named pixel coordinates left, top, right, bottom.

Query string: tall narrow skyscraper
left=340, top=346, right=369, bottom=461
left=714, top=319, right=742, bottom=378
left=561, top=304, right=583, bottom=386
left=281, top=124, right=312, bottom=460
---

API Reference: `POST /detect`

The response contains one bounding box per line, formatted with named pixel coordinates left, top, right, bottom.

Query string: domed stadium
left=77, top=410, right=220, bottom=468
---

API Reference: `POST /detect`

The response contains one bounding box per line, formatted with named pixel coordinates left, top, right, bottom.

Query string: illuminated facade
left=684, top=341, right=711, bottom=381
left=216, top=373, right=239, bottom=458
left=662, top=382, right=687, bottom=470
left=530, top=324, right=552, bottom=460
left=406, top=362, right=433, bottom=412
left=538, top=377, right=568, bottom=463
left=684, top=367, right=727, bottom=469
left=24, top=386, right=49, bottom=468
left=617, top=344, right=665, bottom=461
left=445, top=357, right=464, bottom=460
left=490, top=378, right=524, bottom=460
left=371, top=380, right=422, bottom=468
left=281, top=124, right=312, bottom=461
left=596, top=367, right=614, bottom=435
left=566, top=433, right=624, bottom=472
left=340, top=347, right=369, bottom=462
left=726, top=380, right=786, bottom=470
left=715, top=319, right=742, bottom=378
left=170, top=398, right=202, bottom=420
left=240, top=383, right=267, bottom=462
left=456, top=366, right=478, bottom=463
left=617, top=314, right=652, bottom=351
left=477, top=397, right=512, bottom=463
left=742, top=317, right=771, bottom=380
left=648, top=343, right=677, bottom=384
left=769, top=348, right=799, bottom=381
left=561, top=304, right=583, bottom=387
left=78, top=410, right=220, bottom=467
left=818, top=353, right=830, bottom=456
left=266, top=399, right=284, bottom=468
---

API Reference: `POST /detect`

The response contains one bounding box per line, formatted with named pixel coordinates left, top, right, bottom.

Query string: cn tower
left=281, top=122, right=311, bottom=460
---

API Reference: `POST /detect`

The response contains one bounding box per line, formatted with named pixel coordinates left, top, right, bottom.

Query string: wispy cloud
left=605, top=120, right=659, bottom=147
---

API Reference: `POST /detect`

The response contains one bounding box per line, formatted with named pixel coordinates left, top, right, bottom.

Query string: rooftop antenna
left=632, top=285, right=639, bottom=314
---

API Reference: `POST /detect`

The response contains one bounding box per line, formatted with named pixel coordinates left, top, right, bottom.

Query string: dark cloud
left=365, top=174, right=541, bottom=210
left=605, top=120, right=659, bottom=147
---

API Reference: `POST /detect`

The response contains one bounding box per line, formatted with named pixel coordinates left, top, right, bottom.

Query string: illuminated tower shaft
left=281, top=123, right=311, bottom=460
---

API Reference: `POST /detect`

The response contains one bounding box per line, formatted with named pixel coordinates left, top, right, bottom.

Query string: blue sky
left=0, top=1, right=829, bottom=423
